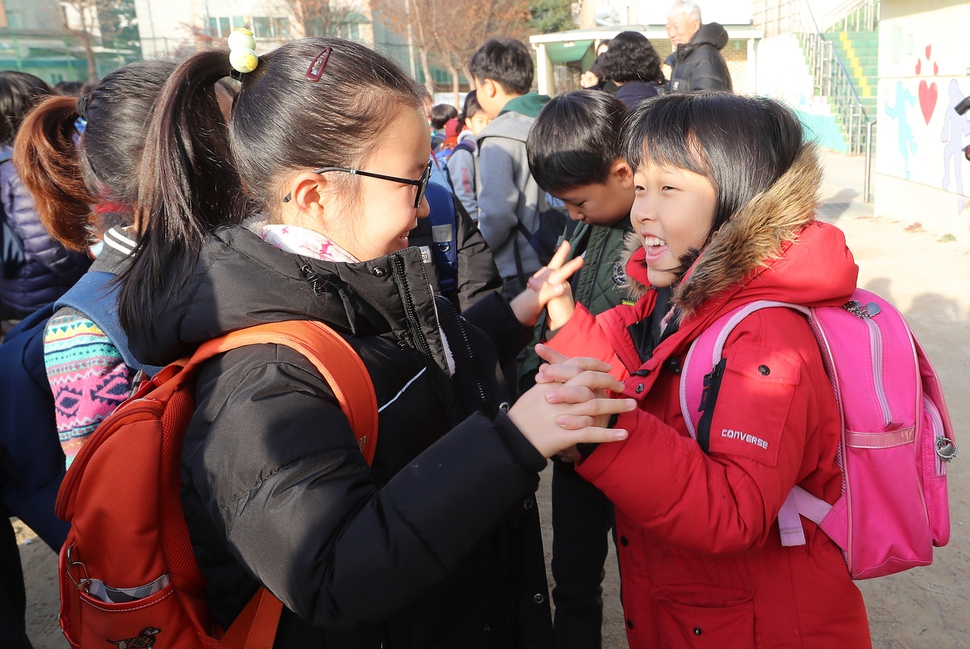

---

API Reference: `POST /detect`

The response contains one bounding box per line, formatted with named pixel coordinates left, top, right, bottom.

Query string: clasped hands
left=507, top=343, right=635, bottom=460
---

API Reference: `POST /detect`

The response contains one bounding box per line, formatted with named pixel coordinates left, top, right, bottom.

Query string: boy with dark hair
left=522, top=89, right=646, bottom=649
left=470, top=38, right=552, bottom=298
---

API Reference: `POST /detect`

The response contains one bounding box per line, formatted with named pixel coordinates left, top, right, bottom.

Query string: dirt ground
left=15, top=151, right=970, bottom=648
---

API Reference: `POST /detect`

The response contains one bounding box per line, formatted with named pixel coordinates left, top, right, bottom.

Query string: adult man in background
left=665, top=1, right=733, bottom=92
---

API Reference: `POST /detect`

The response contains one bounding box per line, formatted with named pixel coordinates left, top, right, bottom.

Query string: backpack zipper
left=845, top=300, right=892, bottom=427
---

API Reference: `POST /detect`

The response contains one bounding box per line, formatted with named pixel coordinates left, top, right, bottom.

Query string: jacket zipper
left=390, top=254, right=448, bottom=405
left=582, top=228, right=610, bottom=306
left=452, top=309, right=491, bottom=416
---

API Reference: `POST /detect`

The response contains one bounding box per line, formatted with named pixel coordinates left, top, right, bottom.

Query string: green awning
left=544, top=39, right=594, bottom=64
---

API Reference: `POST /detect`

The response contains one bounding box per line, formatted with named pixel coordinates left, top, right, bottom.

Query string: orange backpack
left=55, top=320, right=378, bottom=649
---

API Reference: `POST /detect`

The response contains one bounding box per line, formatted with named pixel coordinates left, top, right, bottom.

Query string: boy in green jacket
left=521, top=90, right=643, bottom=649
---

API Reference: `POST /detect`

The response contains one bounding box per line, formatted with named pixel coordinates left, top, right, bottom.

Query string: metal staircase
left=755, top=0, right=879, bottom=154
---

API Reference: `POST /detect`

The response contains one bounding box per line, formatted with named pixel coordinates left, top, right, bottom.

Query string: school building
left=0, top=0, right=138, bottom=84
left=130, top=0, right=415, bottom=77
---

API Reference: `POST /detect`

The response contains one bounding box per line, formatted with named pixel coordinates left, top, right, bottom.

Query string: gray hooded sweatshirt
left=475, top=97, right=549, bottom=284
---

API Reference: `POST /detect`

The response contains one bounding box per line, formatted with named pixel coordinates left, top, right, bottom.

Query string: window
left=272, top=17, right=290, bottom=39
left=250, top=16, right=290, bottom=39
left=209, top=16, right=231, bottom=37
left=210, top=16, right=250, bottom=37
left=253, top=16, right=271, bottom=38
left=337, top=23, right=359, bottom=40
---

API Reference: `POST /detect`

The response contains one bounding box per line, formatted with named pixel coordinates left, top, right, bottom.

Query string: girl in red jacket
left=536, top=93, right=872, bottom=648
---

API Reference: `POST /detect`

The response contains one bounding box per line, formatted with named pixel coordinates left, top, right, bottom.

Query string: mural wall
left=876, top=2, right=970, bottom=236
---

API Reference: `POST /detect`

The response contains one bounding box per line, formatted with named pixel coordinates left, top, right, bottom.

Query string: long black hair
left=118, top=38, right=423, bottom=334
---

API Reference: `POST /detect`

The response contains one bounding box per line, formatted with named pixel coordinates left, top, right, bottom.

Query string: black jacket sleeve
left=689, top=45, right=733, bottom=91
left=184, top=343, right=544, bottom=629
left=460, top=291, right=535, bottom=368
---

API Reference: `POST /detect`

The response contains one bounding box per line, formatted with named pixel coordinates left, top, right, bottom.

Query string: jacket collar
left=129, top=225, right=441, bottom=367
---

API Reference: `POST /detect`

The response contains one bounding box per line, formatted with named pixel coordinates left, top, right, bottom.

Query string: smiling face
left=631, top=156, right=716, bottom=287
left=327, top=107, right=431, bottom=261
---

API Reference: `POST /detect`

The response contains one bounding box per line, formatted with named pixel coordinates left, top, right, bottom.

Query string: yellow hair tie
left=228, top=28, right=258, bottom=74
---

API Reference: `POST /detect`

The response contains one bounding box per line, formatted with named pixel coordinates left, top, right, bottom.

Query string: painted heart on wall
left=919, top=79, right=937, bottom=124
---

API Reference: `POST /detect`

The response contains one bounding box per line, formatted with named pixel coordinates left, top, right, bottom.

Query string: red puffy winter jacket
left=548, top=152, right=872, bottom=649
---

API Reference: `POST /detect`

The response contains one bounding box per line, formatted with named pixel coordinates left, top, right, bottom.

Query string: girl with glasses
left=115, top=37, right=633, bottom=648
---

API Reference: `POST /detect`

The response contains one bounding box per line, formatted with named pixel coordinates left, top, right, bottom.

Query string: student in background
left=471, top=38, right=552, bottom=299
left=0, top=71, right=91, bottom=322
left=431, top=103, right=458, bottom=151
left=448, top=90, right=488, bottom=220
left=15, top=61, right=176, bottom=467
left=535, top=92, right=870, bottom=648
left=523, top=90, right=639, bottom=649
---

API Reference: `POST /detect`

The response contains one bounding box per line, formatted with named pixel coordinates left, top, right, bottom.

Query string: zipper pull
left=843, top=299, right=882, bottom=319
left=300, top=263, right=324, bottom=295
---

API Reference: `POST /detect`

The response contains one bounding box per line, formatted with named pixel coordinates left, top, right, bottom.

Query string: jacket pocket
left=653, top=585, right=755, bottom=649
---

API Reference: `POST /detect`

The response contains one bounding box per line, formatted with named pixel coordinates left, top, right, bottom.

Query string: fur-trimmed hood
left=622, top=146, right=858, bottom=320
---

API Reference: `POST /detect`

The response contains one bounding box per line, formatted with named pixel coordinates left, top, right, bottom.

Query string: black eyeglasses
left=282, top=160, right=433, bottom=207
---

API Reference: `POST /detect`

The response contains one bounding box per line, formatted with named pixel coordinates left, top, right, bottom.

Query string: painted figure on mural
left=885, top=81, right=918, bottom=180
left=940, top=79, right=970, bottom=212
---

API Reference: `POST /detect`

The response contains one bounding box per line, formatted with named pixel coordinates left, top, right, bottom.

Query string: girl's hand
left=507, top=363, right=634, bottom=458
left=509, top=241, right=582, bottom=327
left=533, top=344, right=613, bottom=387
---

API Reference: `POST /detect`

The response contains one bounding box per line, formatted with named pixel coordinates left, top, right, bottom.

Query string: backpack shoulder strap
left=54, top=271, right=164, bottom=376
left=453, top=139, right=475, bottom=155
left=680, top=300, right=809, bottom=441
left=187, top=319, right=378, bottom=463
left=184, top=319, right=378, bottom=649
left=679, top=300, right=821, bottom=548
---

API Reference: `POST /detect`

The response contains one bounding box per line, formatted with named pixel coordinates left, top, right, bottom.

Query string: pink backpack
left=680, top=289, right=957, bottom=579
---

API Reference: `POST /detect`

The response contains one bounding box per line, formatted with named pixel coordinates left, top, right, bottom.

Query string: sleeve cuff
left=493, top=411, right=548, bottom=473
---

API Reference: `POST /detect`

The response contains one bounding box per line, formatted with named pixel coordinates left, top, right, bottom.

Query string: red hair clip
left=306, top=47, right=333, bottom=82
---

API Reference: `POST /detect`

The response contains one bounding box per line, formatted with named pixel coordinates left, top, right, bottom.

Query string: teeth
left=644, top=236, right=665, bottom=247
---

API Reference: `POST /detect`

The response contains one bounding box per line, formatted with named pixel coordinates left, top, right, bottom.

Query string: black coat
left=614, top=80, right=661, bottom=108
left=668, top=23, right=733, bottom=93
left=127, top=225, right=552, bottom=648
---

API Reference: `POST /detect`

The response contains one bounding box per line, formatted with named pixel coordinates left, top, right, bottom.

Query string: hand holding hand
left=508, top=358, right=634, bottom=458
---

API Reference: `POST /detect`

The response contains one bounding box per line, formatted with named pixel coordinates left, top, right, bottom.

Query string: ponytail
left=13, top=95, right=96, bottom=251
left=119, top=50, right=245, bottom=334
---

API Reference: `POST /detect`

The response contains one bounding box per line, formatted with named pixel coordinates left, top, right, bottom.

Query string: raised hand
left=509, top=241, right=583, bottom=327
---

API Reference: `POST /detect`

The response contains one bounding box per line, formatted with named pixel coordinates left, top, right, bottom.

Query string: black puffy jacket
left=668, top=23, right=734, bottom=93
left=0, top=147, right=90, bottom=319
left=127, top=225, right=553, bottom=649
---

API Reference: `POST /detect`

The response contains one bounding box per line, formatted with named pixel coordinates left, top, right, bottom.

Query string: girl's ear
left=611, top=159, right=634, bottom=189
left=281, top=172, right=329, bottom=226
